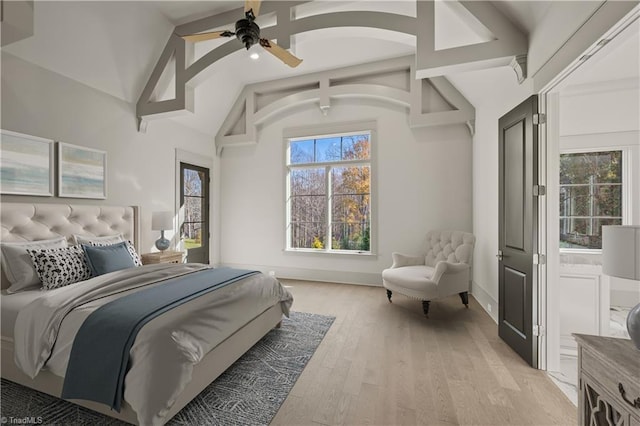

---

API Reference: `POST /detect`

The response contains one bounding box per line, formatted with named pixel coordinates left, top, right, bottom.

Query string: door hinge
left=533, top=325, right=545, bottom=337
left=533, top=185, right=546, bottom=196
left=533, top=253, right=546, bottom=265
left=533, top=113, right=546, bottom=125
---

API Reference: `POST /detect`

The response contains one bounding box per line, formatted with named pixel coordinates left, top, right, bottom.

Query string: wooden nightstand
left=141, top=251, right=184, bottom=265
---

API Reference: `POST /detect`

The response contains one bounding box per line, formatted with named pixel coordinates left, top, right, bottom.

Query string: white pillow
left=1, top=236, right=68, bottom=293
left=73, top=234, right=124, bottom=246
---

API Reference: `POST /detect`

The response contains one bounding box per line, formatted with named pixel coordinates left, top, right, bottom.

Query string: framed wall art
left=58, top=142, right=107, bottom=199
left=0, top=129, right=54, bottom=196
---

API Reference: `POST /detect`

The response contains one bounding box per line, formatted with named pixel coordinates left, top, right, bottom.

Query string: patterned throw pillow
left=90, top=240, right=142, bottom=267
left=27, top=245, right=93, bottom=290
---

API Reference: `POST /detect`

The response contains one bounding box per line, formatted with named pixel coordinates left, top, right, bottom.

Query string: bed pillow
left=1, top=237, right=68, bottom=293
left=83, top=242, right=136, bottom=276
left=74, top=234, right=124, bottom=246
left=27, top=245, right=93, bottom=290
left=90, top=240, right=142, bottom=267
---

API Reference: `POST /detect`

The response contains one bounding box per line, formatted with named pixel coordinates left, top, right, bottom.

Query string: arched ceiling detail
left=214, top=55, right=475, bottom=153
left=136, top=1, right=526, bottom=132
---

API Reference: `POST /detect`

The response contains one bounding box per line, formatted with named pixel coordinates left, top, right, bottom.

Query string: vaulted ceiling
left=2, top=1, right=637, bottom=137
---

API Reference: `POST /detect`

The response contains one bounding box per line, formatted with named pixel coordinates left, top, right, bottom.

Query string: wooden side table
left=141, top=251, right=184, bottom=265
left=574, top=333, right=640, bottom=426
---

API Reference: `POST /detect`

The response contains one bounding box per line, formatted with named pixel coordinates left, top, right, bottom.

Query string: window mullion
left=326, top=165, right=332, bottom=252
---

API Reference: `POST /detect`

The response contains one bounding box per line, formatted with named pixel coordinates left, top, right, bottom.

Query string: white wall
left=0, top=52, right=216, bottom=254
left=469, top=67, right=534, bottom=322
left=218, top=100, right=472, bottom=285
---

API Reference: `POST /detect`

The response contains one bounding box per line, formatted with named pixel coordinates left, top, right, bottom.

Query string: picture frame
left=58, top=142, right=107, bottom=199
left=0, top=129, right=54, bottom=196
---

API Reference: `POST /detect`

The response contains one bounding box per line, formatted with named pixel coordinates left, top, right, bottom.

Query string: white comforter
left=14, top=263, right=293, bottom=425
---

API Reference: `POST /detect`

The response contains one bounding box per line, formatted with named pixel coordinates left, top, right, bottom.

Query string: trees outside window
left=559, top=150, right=623, bottom=250
left=287, top=132, right=371, bottom=253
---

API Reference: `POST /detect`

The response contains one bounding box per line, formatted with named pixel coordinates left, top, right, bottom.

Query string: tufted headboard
left=0, top=203, right=139, bottom=289
left=424, top=230, right=475, bottom=267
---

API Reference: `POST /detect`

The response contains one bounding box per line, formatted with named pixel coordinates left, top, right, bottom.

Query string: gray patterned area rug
left=1, top=311, right=334, bottom=425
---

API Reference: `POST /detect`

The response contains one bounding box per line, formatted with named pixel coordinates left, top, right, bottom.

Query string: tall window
left=287, top=132, right=371, bottom=253
left=559, top=150, right=623, bottom=250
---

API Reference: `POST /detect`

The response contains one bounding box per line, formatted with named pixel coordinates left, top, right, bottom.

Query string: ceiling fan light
left=250, top=52, right=260, bottom=60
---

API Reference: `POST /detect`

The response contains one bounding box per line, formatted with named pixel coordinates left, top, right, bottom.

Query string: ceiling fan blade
left=245, top=0, right=262, bottom=18
left=259, top=39, right=303, bottom=68
left=181, top=30, right=234, bottom=43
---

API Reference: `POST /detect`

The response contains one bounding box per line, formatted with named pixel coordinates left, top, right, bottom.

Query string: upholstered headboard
left=0, top=203, right=139, bottom=289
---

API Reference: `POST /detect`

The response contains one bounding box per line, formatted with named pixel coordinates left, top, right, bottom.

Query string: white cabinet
left=559, top=264, right=609, bottom=355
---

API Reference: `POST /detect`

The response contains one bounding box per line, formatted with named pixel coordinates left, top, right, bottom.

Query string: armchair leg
left=459, top=291, right=469, bottom=308
left=422, top=300, right=430, bottom=317
left=386, top=289, right=393, bottom=303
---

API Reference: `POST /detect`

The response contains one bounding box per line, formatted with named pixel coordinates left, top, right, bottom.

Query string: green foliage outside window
left=288, top=133, right=371, bottom=252
left=559, top=151, right=622, bottom=250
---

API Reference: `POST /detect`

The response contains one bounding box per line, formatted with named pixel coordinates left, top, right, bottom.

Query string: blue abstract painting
left=58, top=143, right=106, bottom=199
left=0, top=130, right=54, bottom=196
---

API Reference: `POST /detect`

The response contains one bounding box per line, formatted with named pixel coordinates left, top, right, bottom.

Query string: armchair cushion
left=391, top=252, right=425, bottom=268
left=382, top=265, right=438, bottom=300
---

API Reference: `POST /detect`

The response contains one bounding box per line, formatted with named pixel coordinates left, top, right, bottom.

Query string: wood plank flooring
left=271, top=280, right=576, bottom=426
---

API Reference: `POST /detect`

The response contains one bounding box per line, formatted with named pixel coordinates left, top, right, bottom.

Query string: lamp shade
left=151, top=211, right=173, bottom=231
left=602, top=225, right=640, bottom=280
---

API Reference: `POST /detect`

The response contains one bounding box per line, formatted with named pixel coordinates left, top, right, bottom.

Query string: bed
left=0, top=202, right=293, bottom=425
left=609, top=305, right=631, bottom=338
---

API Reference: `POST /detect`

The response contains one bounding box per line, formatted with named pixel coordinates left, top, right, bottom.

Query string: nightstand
left=141, top=251, right=184, bottom=265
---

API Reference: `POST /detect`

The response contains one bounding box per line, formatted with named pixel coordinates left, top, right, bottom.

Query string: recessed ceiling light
left=250, top=52, right=260, bottom=60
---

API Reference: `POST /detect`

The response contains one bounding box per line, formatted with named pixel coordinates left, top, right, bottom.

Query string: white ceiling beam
left=215, top=55, right=475, bottom=151
left=415, top=0, right=528, bottom=81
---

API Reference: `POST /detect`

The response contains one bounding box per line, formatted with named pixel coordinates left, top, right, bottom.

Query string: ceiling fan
left=180, top=0, right=303, bottom=68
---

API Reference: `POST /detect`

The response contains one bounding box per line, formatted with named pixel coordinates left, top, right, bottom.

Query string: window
left=286, top=132, right=371, bottom=253
left=559, top=150, right=623, bottom=250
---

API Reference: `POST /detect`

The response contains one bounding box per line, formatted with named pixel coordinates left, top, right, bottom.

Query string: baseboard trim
left=220, top=263, right=383, bottom=287
left=471, top=281, right=498, bottom=324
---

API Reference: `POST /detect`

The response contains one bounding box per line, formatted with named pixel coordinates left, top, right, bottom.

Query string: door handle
left=496, top=250, right=509, bottom=261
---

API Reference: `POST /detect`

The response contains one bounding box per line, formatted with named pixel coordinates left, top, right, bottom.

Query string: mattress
left=1, top=289, right=43, bottom=338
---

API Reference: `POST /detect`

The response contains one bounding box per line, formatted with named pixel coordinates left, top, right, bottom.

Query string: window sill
left=284, top=248, right=376, bottom=258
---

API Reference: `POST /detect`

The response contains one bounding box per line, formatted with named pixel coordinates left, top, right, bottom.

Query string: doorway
left=180, top=162, right=210, bottom=264
left=541, top=13, right=640, bottom=403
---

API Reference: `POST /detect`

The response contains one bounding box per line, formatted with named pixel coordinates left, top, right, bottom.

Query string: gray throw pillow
left=83, top=242, right=136, bottom=276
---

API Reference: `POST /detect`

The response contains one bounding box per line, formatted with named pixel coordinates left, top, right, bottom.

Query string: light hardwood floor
left=271, top=280, right=576, bottom=426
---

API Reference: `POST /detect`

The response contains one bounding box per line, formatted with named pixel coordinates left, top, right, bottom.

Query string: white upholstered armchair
left=382, top=230, right=475, bottom=317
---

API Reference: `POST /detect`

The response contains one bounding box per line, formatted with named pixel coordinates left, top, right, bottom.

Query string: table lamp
left=602, top=225, right=640, bottom=349
left=152, top=211, right=173, bottom=251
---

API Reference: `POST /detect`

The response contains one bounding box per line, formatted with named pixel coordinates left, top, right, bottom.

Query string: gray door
left=180, top=162, right=210, bottom=264
left=498, top=95, right=540, bottom=368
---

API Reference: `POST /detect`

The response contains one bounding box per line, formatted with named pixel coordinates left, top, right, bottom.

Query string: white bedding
left=1, top=288, right=43, bottom=337
left=610, top=306, right=631, bottom=338
left=12, top=263, right=293, bottom=425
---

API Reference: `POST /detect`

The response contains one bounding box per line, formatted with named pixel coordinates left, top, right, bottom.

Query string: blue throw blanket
left=61, top=267, right=259, bottom=411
